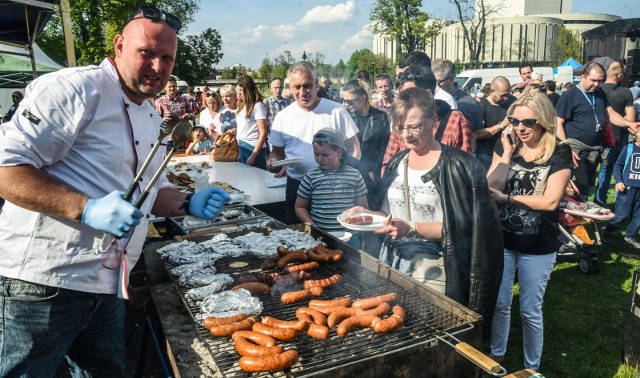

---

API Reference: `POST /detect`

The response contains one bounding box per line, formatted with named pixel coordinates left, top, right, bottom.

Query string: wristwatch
left=405, top=221, right=419, bottom=238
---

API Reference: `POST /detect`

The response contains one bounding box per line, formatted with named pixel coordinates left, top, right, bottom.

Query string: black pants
left=285, top=177, right=302, bottom=224
left=573, top=150, right=600, bottom=200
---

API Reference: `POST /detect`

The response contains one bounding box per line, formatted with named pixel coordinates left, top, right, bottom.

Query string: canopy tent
left=0, top=0, right=70, bottom=87
left=553, top=57, right=581, bottom=75
left=0, top=42, right=63, bottom=87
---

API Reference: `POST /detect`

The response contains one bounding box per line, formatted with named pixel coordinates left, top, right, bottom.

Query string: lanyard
left=578, top=86, right=602, bottom=132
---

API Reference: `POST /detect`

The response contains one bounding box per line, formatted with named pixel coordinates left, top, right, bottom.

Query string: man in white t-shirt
left=268, top=62, right=361, bottom=223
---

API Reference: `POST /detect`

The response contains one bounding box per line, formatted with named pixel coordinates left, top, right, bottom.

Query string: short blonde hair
left=219, top=84, right=236, bottom=97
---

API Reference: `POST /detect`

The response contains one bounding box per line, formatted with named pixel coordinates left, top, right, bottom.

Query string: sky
left=187, top=0, right=640, bottom=70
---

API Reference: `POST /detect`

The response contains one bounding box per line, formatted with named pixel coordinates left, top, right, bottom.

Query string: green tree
left=553, top=26, right=582, bottom=67
left=449, top=0, right=504, bottom=68
left=369, top=0, right=442, bottom=58
left=257, top=57, right=274, bottom=80
left=344, top=49, right=393, bottom=80
left=173, top=28, right=223, bottom=85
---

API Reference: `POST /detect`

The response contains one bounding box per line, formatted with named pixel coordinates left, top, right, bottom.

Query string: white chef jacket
left=0, top=58, right=171, bottom=297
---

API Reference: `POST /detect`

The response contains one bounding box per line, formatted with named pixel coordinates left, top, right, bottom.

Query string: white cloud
left=297, top=0, right=356, bottom=26
left=341, top=23, right=373, bottom=51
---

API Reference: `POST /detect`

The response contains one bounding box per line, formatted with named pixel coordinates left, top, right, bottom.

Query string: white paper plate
left=337, top=213, right=387, bottom=232
left=271, top=158, right=303, bottom=167
left=327, top=231, right=353, bottom=242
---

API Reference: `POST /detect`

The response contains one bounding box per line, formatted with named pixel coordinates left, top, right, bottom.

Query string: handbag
left=213, top=131, right=239, bottom=162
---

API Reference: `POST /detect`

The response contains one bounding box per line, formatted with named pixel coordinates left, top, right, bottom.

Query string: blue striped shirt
left=297, top=166, right=367, bottom=231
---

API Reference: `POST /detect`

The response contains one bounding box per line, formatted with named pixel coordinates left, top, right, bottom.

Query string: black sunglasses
left=436, top=77, right=452, bottom=86
left=205, top=92, right=218, bottom=97
left=397, top=72, right=418, bottom=81
left=342, top=98, right=359, bottom=106
left=508, top=116, right=538, bottom=128
left=125, top=7, right=182, bottom=32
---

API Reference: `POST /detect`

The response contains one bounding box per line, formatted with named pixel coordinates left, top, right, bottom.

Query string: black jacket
left=372, top=146, right=504, bottom=326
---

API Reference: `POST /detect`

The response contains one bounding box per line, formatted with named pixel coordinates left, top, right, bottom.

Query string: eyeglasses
left=291, top=83, right=314, bottom=90
left=342, top=97, right=360, bottom=106
left=397, top=72, right=418, bottom=81
left=125, top=7, right=182, bottom=32
left=396, top=124, right=423, bottom=134
left=205, top=93, right=217, bottom=97
left=436, top=77, right=452, bottom=86
left=508, top=116, right=538, bottom=128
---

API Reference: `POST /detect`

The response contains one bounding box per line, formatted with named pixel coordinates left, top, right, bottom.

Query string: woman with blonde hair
left=213, top=84, right=238, bottom=134
left=487, top=92, right=573, bottom=371
left=235, top=76, right=268, bottom=169
left=199, top=91, right=222, bottom=139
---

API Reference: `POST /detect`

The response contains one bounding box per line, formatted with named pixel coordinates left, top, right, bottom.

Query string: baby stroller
left=557, top=194, right=615, bottom=274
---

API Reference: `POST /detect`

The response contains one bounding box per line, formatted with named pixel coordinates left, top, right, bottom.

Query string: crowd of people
left=2, top=4, right=640, bottom=376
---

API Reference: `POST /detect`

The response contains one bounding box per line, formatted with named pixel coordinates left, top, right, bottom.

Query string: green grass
left=488, top=201, right=640, bottom=377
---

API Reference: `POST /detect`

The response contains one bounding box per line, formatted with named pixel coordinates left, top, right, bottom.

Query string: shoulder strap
left=623, top=143, right=634, bottom=173
left=434, top=110, right=452, bottom=143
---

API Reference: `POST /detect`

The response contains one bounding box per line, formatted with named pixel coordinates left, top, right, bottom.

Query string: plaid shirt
left=264, top=96, right=291, bottom=126
left=373, top=98, right=393, bottom=121
left=452, top=88, right=484, bottom=132
left=381, top=106, right=472, bottom=175
left=155, top=94, right=195, bottom=119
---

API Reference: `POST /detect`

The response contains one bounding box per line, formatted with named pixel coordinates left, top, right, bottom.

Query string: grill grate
left=162, top=249, right=473, bottom=377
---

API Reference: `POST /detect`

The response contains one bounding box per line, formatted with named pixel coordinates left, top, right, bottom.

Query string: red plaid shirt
left=381, top=109, right=472, bottom=175
left=155, top=94, right=195, bottom=119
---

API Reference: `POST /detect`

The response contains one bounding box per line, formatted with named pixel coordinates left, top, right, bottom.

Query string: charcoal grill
left=143, top=223, right=497, bottom=377
left=165, top=204, right=277, bottom=236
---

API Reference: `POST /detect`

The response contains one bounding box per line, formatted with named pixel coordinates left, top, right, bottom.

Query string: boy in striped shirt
left=295, top=128, right=368, bottom=247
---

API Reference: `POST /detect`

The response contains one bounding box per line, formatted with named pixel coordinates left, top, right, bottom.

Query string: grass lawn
left=490, top=197, right=640, bottom=377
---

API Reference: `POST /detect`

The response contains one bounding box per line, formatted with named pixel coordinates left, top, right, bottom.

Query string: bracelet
left=405, top=221, right=419, bottom=238
left=180, top=193, right=194, bottom=215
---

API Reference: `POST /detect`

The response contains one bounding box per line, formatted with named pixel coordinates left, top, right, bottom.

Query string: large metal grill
left=160, top=233, right=477, bottom=377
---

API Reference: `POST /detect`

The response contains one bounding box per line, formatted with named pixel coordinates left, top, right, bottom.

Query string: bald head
left=489, top=76, right=511, bottom=104
left=114, top=18, right=178, bottom=104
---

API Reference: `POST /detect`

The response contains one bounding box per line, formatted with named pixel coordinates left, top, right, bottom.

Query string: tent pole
left=60, top=0, right=76, bottom=67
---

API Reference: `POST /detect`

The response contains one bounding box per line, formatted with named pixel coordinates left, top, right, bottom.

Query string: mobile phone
left=508, top=126, right=517, bottom=145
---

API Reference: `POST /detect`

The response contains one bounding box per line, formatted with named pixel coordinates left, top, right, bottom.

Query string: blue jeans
left=607, top=187, right=640, bottom=238
left=238, top=140, right=267, bottom=170
left=0, top=276, right=126, bottom=377
left=491, top=249, right=556, bottom=370
left=594, top=144, right=621, bottom=206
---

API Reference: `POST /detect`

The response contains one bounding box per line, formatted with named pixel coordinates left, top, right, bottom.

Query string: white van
left=455, top=67, right=554, bottom=92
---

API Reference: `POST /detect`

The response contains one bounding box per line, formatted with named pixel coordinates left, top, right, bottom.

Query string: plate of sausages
left=337, top=212, right=388, bottom=231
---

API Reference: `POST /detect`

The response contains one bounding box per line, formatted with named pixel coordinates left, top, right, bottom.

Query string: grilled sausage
left=295, top=307, right=327, bottom=326
left=209, top=317, right=256, bottom=337
left=203, top=313, right=247, bottom=329
left=352, top=292, right=398, bottom=310
left=274, top=271, right=311, bottom=285
left=296, top=312, right=313, bottom=323
left=277, top=251, right=309, bottom=269
left=327, top=307, right=359, bottom=328
left=260, top=255, right=280, bottom=270
left=239, top=349, right=299, bottom=373
left=234, top=336, right=284, bottom=357
left=356, top=302, right=391, bottom=318
left=280, top=287, right=323, bottom=304
left=336, top=314, right=380, bottom=337
left=261, top=316, right=308, bottom=332
left=231, top=330, right=277, bottom=347
left=314, top=244, right=344, bottom=262
left=276, top=246, right=304, bottom=257
left=344, top=214, right=373, bottom=225
left=303, top=274, right=342, bottom=290
left=309, top=305, right=355, bottom=316
left=306, top=323, right=330, bottom=339
left=306, top=248, right=333, bottom=263
left=231, top=282, right=270, bottom=295
left=284, top=261, right=320, bottom=273
left=252, top=322, right=298, bottom=342
left=309, top=297, right=352, bottom=308
left=235, top=275, right=258, bottom=284
left=372, top=305, right=406, bottom=333
left=255, top=272, right=280, bottom=285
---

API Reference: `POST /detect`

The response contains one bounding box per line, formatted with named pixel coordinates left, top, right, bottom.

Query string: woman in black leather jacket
left=346, top=87, right=504, bottom=330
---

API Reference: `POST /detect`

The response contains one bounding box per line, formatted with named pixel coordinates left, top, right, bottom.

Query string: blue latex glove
left=82, top=190, right=144, bottom=238
left=188, top=187, right=230, bottom=220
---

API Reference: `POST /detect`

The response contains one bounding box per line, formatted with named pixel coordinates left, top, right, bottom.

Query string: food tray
left=166, top=204, right=273, bottom=234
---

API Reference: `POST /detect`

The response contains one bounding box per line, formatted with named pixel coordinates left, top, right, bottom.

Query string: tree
left=173, top=28, right=223, bottom=85
left=552, top=26, right=582, bottom=67
left=369, top=0, right=442, bottom=57
left=345, top=49, right=394, bottom=80
left=38, top=0, right=201, bottom=66
left=449, top=0, right=504, bottom=69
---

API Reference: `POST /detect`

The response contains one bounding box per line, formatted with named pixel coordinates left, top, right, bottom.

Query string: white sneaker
left=624, top=236, right=640, bottom=249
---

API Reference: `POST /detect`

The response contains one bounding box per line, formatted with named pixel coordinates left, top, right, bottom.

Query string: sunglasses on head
left=397, top=72, right=418, bottom=81
left=125, top=7, right=182, bottom=32
left=205, top=92, right=217, bottom=97
left=508, top=116, right=537, bottom=128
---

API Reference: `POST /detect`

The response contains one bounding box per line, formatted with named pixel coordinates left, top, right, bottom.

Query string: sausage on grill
left=303, top=274, right=342, bottom=290
left=239, top=349, right=299, bottom=373
left=252, top=322, right=299, bottom=342
left=352, top=292, right=398, bottom=310
left=234, top=336, right=284, bottom=357
left=209, top=317, right=256, bottom=337
left=203, top=313, right=247, bottom=329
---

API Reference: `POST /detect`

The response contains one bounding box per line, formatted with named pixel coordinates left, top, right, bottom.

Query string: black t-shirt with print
left=494, top=141, right=573, bottom=254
